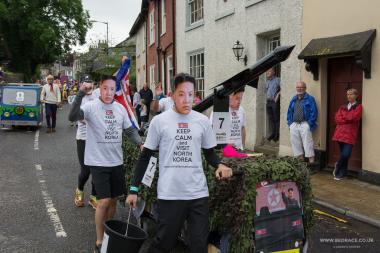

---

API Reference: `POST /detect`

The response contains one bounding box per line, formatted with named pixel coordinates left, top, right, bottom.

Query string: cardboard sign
left=212, top=112, right=231, bottom=144
left=141, top=156, right=157, bottom=187
left=212, top=93, right=230, bottom=144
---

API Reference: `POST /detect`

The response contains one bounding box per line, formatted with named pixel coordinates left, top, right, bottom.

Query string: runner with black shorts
left=69, top=75, right=142, bottom=253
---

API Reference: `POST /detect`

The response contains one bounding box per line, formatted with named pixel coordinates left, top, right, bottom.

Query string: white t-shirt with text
left=76, top=93, right=99, bottom=140
left=144, top=109, right=217, bottom=200
left=81, top=99, right=132, bottom=166
left=210, top=106, right=246, bottom=149
left=229, top=106, right=246, bottom=150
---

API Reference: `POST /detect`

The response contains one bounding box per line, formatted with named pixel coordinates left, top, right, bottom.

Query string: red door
left=327, top=57, right=362, bottom=171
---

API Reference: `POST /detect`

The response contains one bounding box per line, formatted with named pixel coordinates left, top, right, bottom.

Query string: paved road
left=0, top=105, right=97, bottom=253
left=1, top=105, right=379, bottom=253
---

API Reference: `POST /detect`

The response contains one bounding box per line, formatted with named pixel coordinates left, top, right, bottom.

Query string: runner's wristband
left=129, top=186, right=139, bottom=194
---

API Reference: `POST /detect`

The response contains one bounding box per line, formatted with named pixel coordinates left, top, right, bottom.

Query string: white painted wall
left=135, top=22, right=147, bottom=90
left=176, top=0, right=303, bottom=152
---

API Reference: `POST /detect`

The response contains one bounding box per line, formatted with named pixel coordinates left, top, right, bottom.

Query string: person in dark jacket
left=287, top=81, right=318, bottom=165
left=139, top=83, right=153, bottom=119
left=332, top=88, right=362, bottom=180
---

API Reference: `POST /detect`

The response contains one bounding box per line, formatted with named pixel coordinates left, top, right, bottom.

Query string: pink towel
left=223, top=144, right=248, bottom=157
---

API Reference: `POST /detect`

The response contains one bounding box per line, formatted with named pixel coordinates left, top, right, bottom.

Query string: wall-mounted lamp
left=232, top=40, right=248, bottom=66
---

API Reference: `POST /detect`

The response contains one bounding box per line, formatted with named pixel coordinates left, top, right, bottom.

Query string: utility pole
left=90, top=20, right=109, bottom=68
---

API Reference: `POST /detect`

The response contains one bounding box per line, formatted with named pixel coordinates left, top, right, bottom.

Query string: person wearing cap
left=41, top=74, right=62, bottom=133
left=73, top=77, right=99, bottom=209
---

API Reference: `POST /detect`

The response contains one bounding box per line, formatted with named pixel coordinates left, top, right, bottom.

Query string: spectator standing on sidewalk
left=139, top=82, right=153, bottom=118
left=287, top=81, right=318, bottom=166
left=132, top=86, right=141, bottom=125
left=73, top=78, right=98, bottom=209
left=41, top=74, right=61, bottom=133
left=139, top=99, right=148, bottom=130
left=69, top=76, right=142, bottom=253
left=127, top=73, right=233, bottom=253
left=151, top=82, right=174, bottom=113
left=194, top=91, right=202, bottom=105
left=332, top=88, right=362, bottom=180
left=266, top=67, right=281, bottom=142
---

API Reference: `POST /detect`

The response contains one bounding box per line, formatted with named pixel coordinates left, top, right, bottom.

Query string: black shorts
left=89, top=165, right=126, bottom=200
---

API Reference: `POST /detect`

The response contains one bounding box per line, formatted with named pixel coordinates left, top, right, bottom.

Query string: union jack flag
left=115, top=58, right=139, bottom=129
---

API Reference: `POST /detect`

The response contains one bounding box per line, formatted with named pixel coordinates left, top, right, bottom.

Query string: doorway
left=327, top=57, right=362, bottom=171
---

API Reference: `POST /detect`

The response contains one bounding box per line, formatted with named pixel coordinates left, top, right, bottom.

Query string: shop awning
left=298, top=29, right=376, bottom=80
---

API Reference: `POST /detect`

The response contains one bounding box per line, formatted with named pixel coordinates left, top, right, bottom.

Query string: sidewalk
left=311, top=170, right=380, bottom=228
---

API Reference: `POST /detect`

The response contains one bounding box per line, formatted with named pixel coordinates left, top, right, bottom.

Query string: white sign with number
left=142, top=156, right=157, bottom=187
left=212, top=111, right=231, bottom=144
left=67, top=95, right=76, bottom=104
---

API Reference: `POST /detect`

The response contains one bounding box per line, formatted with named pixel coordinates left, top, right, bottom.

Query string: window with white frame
left=149, top=11, right=155, bottom=45
left=161, top=0, right=166, bottom=35
left=188, top=0, right=204, bottom=25
left=149, top=64, right=155, bottom=89
left=189, top=51, right=204, bottom=99
left=166, top=55, right=173, bottom=91
left=267, top=34, right=281, bottom=77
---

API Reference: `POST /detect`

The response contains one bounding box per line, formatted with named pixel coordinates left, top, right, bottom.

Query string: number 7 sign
left=212, top=112, right=231, bottom=144
left=142, top=156, right=157, bottom=187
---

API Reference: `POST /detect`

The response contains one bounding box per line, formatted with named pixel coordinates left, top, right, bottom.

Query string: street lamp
left=232, top=40, right=248, bottom=66
left=90, top=20, right=109, bottom=67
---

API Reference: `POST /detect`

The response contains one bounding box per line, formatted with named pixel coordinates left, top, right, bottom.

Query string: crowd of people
left=35, top=59, right=362, bottom=252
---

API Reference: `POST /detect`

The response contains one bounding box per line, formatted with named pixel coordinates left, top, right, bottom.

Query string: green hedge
left=123, top=140, right=314, bottom=252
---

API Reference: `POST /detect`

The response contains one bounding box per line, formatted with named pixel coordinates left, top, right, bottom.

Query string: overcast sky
left=72, top=0, right=142, bottom=53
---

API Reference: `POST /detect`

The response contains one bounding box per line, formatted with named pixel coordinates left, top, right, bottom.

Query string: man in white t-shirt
left=127, top=73, right=233, bottom=253
left=73, top=79, right=98, bottom=209
left=150, top=82, right=174, bottom=113
left=228, top=87, right=246, bottom=150
left=69, top=76, right=142, bottom=253
left=210, top=87, right=246, bottom=150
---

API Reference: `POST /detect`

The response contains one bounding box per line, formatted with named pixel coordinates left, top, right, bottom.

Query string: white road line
left=34, top=130, right=39, bottom=150
left=35, top=164, right=67, bottom=238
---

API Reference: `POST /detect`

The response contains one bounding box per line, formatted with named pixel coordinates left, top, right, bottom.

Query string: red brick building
left=146, top=0, right=176, bottom=93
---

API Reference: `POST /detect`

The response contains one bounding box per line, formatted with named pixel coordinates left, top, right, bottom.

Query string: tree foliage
left=0, top=0, right=90, bottom=79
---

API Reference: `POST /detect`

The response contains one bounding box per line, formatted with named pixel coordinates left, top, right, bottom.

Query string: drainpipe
left=145, top=21, right=148, bottom=86
left=172, top=0, right=176, bottom=76
left=156, top=0, right=161, bottom=84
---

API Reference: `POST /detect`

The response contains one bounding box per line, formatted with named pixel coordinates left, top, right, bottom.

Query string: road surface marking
left=34, top=130, right=39, bottom=150
left=35, top=164, right=67, bottom=238
left=314, top=209, right=348, bottom=223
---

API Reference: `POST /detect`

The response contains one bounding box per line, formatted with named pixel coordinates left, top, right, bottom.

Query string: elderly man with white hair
left=286, top=81, right=318, bottom=165
left=41, top=74, right=62, bottom=133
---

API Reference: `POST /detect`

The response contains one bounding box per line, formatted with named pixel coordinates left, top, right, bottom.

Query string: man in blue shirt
left=266, top=68, right=281, bottom=142
left=287, top=81, right=318, bottom=165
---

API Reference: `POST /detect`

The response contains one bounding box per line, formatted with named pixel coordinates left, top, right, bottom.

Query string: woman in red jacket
left=332, top=88, right=362, bottom=180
